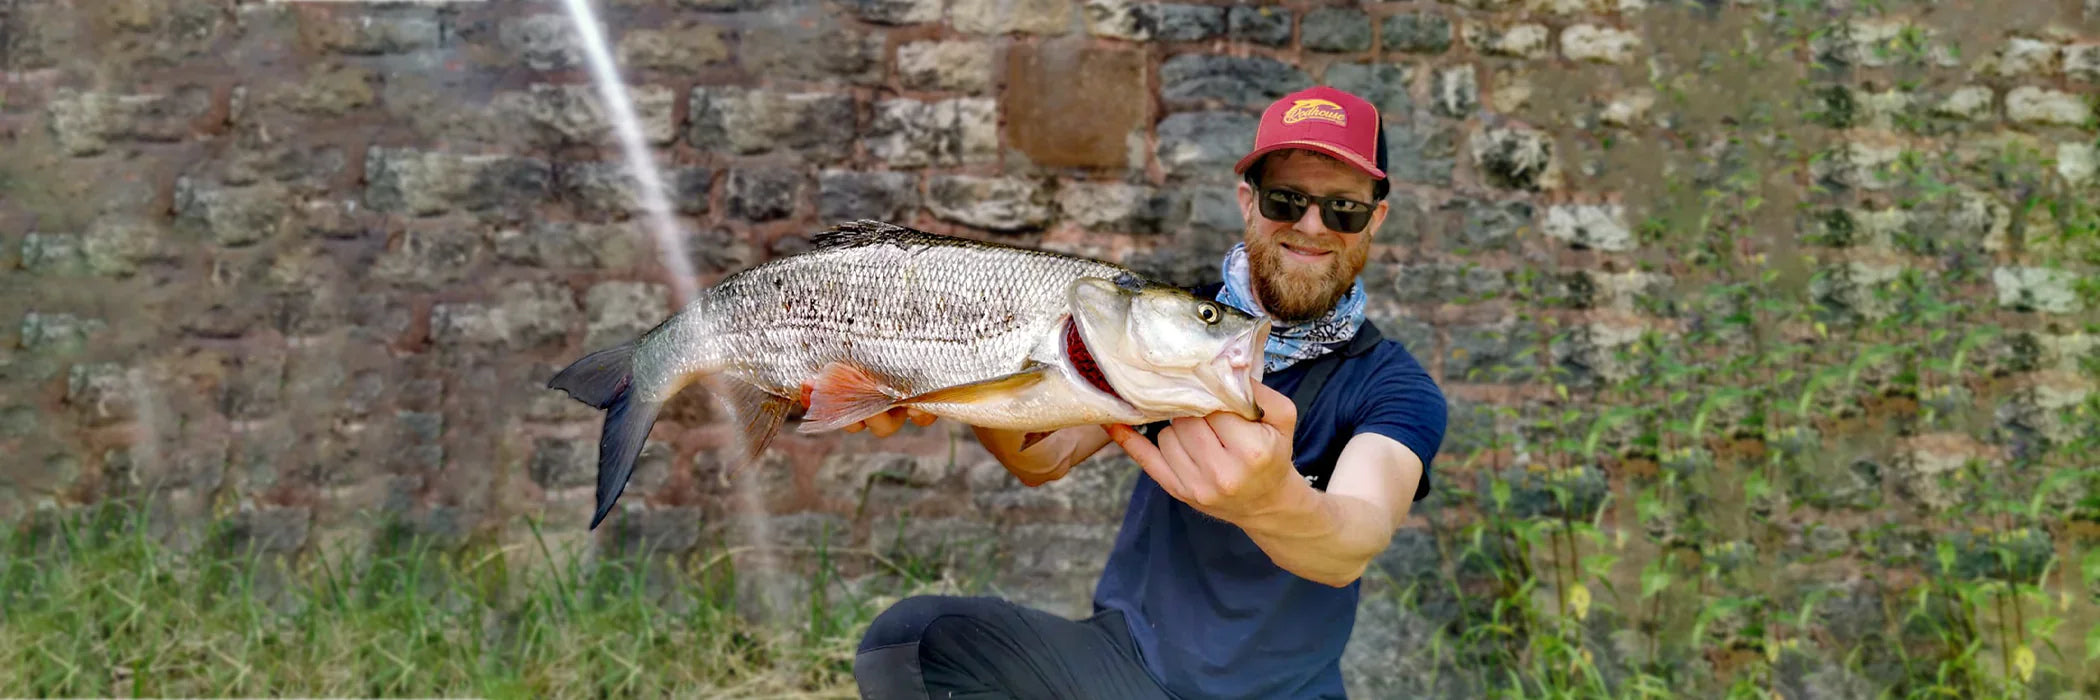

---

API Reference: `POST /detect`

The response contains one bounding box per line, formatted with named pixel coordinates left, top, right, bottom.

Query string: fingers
left=1252, top=382, right=1298, bottom=433
left=907, top=408, right=937, bottom=426
left=1107, top=424, right=1182, bottom=496
left=864, top=408, right=906, bottom=437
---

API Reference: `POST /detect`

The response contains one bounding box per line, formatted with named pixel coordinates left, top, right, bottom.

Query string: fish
left=547, top=220, right=1273, bottom=529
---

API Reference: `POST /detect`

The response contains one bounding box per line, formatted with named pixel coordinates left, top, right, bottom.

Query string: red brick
left=1003, top=43, right=1149, bottom=169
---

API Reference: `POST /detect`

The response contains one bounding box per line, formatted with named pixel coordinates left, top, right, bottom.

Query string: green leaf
left=1641, top=561, right=1672, bottom=599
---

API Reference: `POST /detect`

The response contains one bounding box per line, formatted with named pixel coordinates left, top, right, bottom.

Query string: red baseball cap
left=1234, top=85, right=1387, bottom=181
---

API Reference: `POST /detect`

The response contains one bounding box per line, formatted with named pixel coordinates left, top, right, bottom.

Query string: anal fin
left=719, top=379, right=793, bottom=485
left=797, top=362, right=906, bottom=434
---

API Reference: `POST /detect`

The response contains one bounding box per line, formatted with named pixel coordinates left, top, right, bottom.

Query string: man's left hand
left=1106, top=383, right=1301, bottom=523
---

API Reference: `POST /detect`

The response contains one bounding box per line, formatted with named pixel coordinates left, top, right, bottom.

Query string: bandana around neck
left=1215, top=242, right=1367, bottom=373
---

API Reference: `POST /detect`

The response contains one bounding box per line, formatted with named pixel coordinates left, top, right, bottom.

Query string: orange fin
left=797, top=362, right=904, bottom=434
left=897, top=364, right=1050, bottom=407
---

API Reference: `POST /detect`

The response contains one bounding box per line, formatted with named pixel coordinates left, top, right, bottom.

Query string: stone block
left=1301, top=7, right=1372, bottom=52
left=1323, top=62, right=1413, bottom=117
left=1809, top=261, right=1905, bottom=323
left=1057, top=182, right=1175, bottom=234
left=617, top=23, right=731, bottom=74
left=364, top=148, right=552, bottom=217
left=1154, top=111, right=1258, bottom=180
left=865, top=98, right=999, bottom=168
left=898, top=41, right=997, bottom=93
left=855, top=0, right=943, bottom=24
left=500, top=14, right=581, bottom=70
left=2006, top=86, right=2092, bottom=126
left=2067, top=44, right=2100, bottom=82
left=530, top=438, right=596, bottom=490
left=45, top=88, right=210, bottom=156
left=1141, top=4, right=1226, bottom=42
left=372, top=223, right=488, bottom=291
left=584, top=281, right=669, bottom=348
left=1561, top=24, right=1639, bottom=64
left=724, top=168, right=808, bottom=222
left=1542, top=204, right=1633, bottom=251
left=1383, top=13, right=1451, bottom=54
left=67, top=363, right=133, bottom=425
left=1471, top=126, right=1556, bottom=191
left=19, top=313, right=105, bottom=354
left=1004, top=44, right=1149, bottom=169
left=1449, top=197, right=1532, bottom=252
left=304, top=10, right=441, bottom=55
left=1987, top=38, right=2064, bottom=77
left=1931, top=86, right=1993, bottom=121
left=954, top=0, right=1073, bottom=35
left=19, top=234, right=86, bottom=275
left=506, top=83, right=677, bottom=147
left=494, top=220, right=646, bottom=270
left=1993, top=266, right=2083, bottom=314
left=2060, top=142, right=2096, bottom=186
left=817, top=451, right=959, bottom=509
left=1391, top=262, right=1509, bottom=304
left=1389, top=120, right=1458, bottom=185
left=431, top=281, right=580, bottom=350
left=1444, top=318, right=1538, bottom=382
left=1547, top=320, right=1647, bottom=388
left=1159, top=54, right=1312, bottom=107
left=926, top=176, right=1056, bottom=232
left=556, top=161, right=712, bottom=220
left=1432, top=65, right=1477, bottom=118
left=1464, top=22, right=1551, bottom=59
left=82, top=216, right=167, bottom=278
left=688, top=87, right=857, bottom=163
left=739, top=24, right=885, bottom=86
left=1226, top=6, right=1291, bottom=46
left=173, top=179, right=293, bottom=247
left=1081, top=0, right=1146, bottom=40
left=819, top=171, right=920, bottom=223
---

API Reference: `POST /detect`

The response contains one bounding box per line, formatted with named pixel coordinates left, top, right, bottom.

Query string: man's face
left=1234, top=150, right=1387, bottom=323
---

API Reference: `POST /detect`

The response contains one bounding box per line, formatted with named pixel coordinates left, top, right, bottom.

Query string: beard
left=1245, top=225, right=1369, bottom=323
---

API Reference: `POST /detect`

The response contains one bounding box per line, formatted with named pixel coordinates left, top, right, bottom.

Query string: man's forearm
left=971, top=425, right=1106, bottom=486
left=1230, top=478, right=1395, bottom=587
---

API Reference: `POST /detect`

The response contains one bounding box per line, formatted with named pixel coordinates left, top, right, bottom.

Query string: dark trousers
left=853, top=595, right=1175, bottom=700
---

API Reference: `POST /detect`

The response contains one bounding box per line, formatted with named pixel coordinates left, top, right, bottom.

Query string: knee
left=858, top=594, right=994, bottom=653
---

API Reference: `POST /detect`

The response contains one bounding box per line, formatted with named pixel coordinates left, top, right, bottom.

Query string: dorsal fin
left=809, top=220, right=938, bottom=250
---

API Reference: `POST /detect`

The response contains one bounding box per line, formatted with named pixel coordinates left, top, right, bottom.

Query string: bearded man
left=846, top=85, right=1450, bottom=700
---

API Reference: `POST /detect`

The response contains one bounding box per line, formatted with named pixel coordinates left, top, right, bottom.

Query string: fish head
left=1069, top=276, right=1272, bottom=422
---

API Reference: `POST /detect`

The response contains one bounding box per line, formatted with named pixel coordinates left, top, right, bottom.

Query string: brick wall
left=3, top=0, right=2097, bottom=695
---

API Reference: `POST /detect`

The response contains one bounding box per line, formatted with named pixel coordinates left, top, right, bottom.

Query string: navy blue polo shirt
left=1091, top=328, right=1446, bottom=700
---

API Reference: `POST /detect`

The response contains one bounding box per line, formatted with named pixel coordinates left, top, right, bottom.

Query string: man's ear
left=1236, top=180, right=1256, bottom=221
left=1367, top=199, right=1390, bottom=236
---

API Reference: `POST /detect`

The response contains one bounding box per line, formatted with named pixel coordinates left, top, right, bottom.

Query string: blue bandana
left=1215, top=242, right=1367, bottom=373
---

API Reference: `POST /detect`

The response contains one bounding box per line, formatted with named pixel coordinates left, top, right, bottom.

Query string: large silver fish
left=548, top=220, right=1272, bottom=528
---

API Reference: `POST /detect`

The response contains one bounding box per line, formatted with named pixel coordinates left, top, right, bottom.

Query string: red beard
left=1246, top=227, right=1369, bottom=323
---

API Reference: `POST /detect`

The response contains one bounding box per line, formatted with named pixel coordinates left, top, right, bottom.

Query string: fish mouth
left=1207, top=318, right=1271, bottom=421
left=1062, top=316, right=1134, bottom=410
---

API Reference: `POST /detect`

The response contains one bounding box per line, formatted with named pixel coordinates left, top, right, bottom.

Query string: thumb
left=1253, top=383, right=1296, bottom=435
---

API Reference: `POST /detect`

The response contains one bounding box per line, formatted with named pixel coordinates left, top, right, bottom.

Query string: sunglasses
left=1255, top=186, right=1376, bottom=234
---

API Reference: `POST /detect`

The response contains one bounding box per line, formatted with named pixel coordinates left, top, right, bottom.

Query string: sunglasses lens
left=1323, top=209, right=1371, bottom=233
left=1258, top=191, right=1306, bottom=223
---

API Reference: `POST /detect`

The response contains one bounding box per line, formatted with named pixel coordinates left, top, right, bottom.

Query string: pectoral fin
left=896, top=364, right=1051, bottom=408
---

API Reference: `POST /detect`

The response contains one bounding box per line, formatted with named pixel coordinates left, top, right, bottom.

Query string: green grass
left=0, top=500, right=986, bottom=699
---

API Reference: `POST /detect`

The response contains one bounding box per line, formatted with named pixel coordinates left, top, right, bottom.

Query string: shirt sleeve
left=1351, top=364, right=1448, bottom=502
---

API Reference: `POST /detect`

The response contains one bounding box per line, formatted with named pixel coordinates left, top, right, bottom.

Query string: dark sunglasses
left=1255, top=186, right=1375, bottom=233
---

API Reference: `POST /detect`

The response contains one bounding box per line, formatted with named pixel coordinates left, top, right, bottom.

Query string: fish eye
left=1197, top=303, right=1220, bottom=324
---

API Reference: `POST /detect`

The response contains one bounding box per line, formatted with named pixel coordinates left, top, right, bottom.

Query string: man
left=843, top=86, right=1448, bottom=699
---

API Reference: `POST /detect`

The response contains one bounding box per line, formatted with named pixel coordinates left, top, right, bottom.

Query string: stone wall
left=3, top=0, right=2098, bottom=696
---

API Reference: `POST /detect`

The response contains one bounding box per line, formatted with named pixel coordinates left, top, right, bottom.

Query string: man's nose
left=1293, top=201, right=1326, bottom=235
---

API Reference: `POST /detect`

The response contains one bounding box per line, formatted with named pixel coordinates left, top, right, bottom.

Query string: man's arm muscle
left=1234, top=433, right=1422, bottom=587
left=973, top=425, right=1114, bottom=486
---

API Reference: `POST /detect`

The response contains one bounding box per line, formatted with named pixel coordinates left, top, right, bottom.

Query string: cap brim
left=1233, top=140, right=1387, bottom=180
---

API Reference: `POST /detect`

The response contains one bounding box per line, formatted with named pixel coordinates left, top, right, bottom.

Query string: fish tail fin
left=588, top=386, right=663, bottom=530
left=547, top=342, right=638, bottom=410
left=547, top=340, right=664, bottom=530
